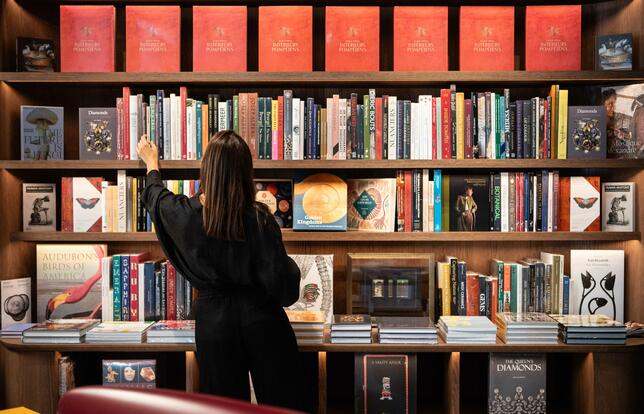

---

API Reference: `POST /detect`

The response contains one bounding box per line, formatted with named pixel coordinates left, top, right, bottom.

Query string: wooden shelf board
left=26, top=0, right=616, bottom=6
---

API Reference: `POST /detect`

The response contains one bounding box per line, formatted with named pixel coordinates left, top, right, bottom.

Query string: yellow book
left=549, top=84, right=558, bottom=159
left=439, top=262, right=451, bottom=316
left=131, top=176, right=137, bottom=232
left=271, top=99, right=278, bottom=156
left=557, top=89, right=568, bottom=159
left=456, top=92, right=465, bottom=159
left=0, top=407, right=40, bottom=414
left=202, top=104, right=209, bottom=155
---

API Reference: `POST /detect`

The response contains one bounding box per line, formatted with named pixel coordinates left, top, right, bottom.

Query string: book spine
left=292, top=98, right=300, bottom=160
left=350, top=93, right=358, bottom=159
left=277, top=96, right=284, bottom=160
left=375, top=97, right=382, bottom=160
left=404, top=170, right=412, bottom=232
left=284, top=91, right=292, bottom=160
left=433, top=170, right=442, bottom=232
left=207, top=94, right=215, bottom=137
left=562, top=275, right=570, bottom=314
left=387, top=96, right=397, bottom=160
left=557, top=90, right=568, bottom=159
left=509, top=173, right=516, bottom=232
left=503, top=265, right=511, bottom=312
left=121, top=255, right=130, bottom=321
left=531, top=98, right=538, bottom=159
left=144, top=263, right=155, bottom=322
left=196, top=101, right=203, bottom=160
left=544, top=264, right=552, bottom=314
left=362, top=96, right=369, bottom=159
left=368, top=89, right=376, bottom=160
left=404, top=101, right=411, bottom=159
left=440, top=89, right=450, bottom=159
left=382, top=95, right=388, bottom=160
left=397, top=100, right=404, bottom=159
left=122, top=88, right=130, bottom=160
left=111, top=255, right=121, bottom=321
left=412, top=169, right=422, bottom=231
left=339, top=98, right=347, bottom=160
left=269, top=98, right=276, bottom=160
left=154, top=270, right=161, bottom=321
left=485, top=92, right=493, bottom=158
left=167, top=263, right=177, bottom=320
left=179, top=87, right=187, bottom=160
left=464, top=99, right=472, bottom=159
left=248, top=93, right=259, bottom=159
left=160, top=262, right=167, bottom=320
left=456, top=93, right=465, bottom=159
left=477, top=93, right=486, bottom=158
left=493, top=174, right=501, bottom=231
left=449, top=84, right=456, bottom=159
left=129, top=256, right=140, bottom=321
left=396, top=171, right=405, bottom=232
left=457, top=262, right=466, bottom=316
left=258, top=97, right=265, bottom=159
left=478, top=276, right=487, bottom=316
left=449, top=258, right=458, bottom=315
left=233, top=95, right=240, bottom=134
left=307, top=98, right=314, bottom=159
left=503, top=88, right=510, bottom=158
left=432, top=98, right=438, bottom=159
left=156, top=90, right=164, bottom=159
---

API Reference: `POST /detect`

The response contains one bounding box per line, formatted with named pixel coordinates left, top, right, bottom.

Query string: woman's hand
left=137, top=135, right=159, bottom=174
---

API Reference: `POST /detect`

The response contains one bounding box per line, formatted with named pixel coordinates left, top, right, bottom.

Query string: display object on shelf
left=558, top=176, right=601, bottom=232
left=103, top=359, right=157, bottom=389
left=488, top=353, right=546, bottom=414
left=600, top=83, right=644, bottom=159
left=22, top=318, right=100, bottom=344
left=125, top=6, right=180, bottom=72
left=78, top=108, right=118, bottom=160
left=59, top=6, right=115, bottom=72
left=16, top=37, right=55, bottom=72
left=1, top=277, right=31, bottom=329
left=495, top=313, right=558, bottom=344
left=325, top=6, right=380, bottom=72
left=550, top=314, right=626, bottom=344
left=355, top=354, right=417, bottom=414
left=445, top=174, right=490, bottom=231
left=192, top=6, right=247, bottom=72
left=525, top=6, right=581, bottom=71
left=331, top=314, right=372, bottom=344
left=293, top=173, right=347, bottom=231
left=459, top=7, right=514, bottom=71
left=377, top=316, right=437, bottom=344
left=393, top=6, right=448, bottom=71
left=62, top=177, right=103, bottom=232
left=286, top=255, right=334, bottom=325
left=0, top=323, right=35, bottom=338
left=437, top=315, right=497, bottom=343
left=22, top=183, right=56, bottom=232
left=20, top=106, right=64, bottom=160
left=347, top=178, right=396, bottom=232
left=147, top=320, right=195, bottom=344
left=566, top=106, right=607, bottom=159
left=255, top=180, right=293, bottom=229
left=596, top=33, right=633, bottom=71
left=86, top=321, right=154, bottom=343
left=258, top=6, right=312, bottom=72
left=59, top=356, right=76, bottom=397
left=602, top=182, right=636, bottom=232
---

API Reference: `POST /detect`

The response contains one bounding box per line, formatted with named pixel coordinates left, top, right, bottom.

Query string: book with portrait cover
left=60, top=6, right=115, bottom=72
left=193, top=6, right=247, bottom=72
left=285, top=255, right=334, bottom=325
left=325, top=7, right=380, bottom=72
left=23, top=183, right=56, bottom=232
left=36, top=244, right=107, bottom=322
left=126, top=6, right=180, bottom=72
left=20, top=106, right=64, bottom=160
left=602, top=182, right=635, bottom=232
left=293, top=173, right=347, bottom=231
left=459, top=7, right=514, bottom=71
left=61, top=177, right=103, bottom=232
left=566, top=106, right=607, bottom=159
left=558, top=176, right=600, bottom=232
left=259, top=6, right=312, bottom=72
left=355, top=354, right=417, bottom=414
left=488, top=353, right=546, bottom=414
left=103, top=359, right=156, bottom=389
left=1, top=277, right=31, bottom=329
left=16, top=37, right=56, bottom=72
left=347, top=178, right=396, bottom=232
left=596, top=33, right=633, bottom=71
left=255, top=180, right=293, bottom=228
left=446, top=175, right=490, bottom=232
left=600, top=83, right=644, bottom=159
left=525, top=6, right=581, bottom=71
left=79, top=108, right=118, bottom=160
left=393, top=7, right=448, bottom=71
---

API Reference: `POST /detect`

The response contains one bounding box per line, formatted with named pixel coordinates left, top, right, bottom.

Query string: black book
left=357, top=104, right=364, bottom=159
left=307, top=98, right=314, bottom=160
left=516, top=100, right=523, bottom=159
left=450, top=84, right=457, bottom=159
left=412, top=169, right=422, bottom=232
left=527, top=172, right=535, bottom=231
left=488, top=354, right=546, bottom=414
left=355, top=354, right=417, bottom=414
left=258, top=97, right=265, bottom=159
left=265, top=97, right=272, bottom=160
left=207, top=94, right=218, bottom=136
left=509, top=102, right=517, bottom=159
left=545, top=96, right=552, bottom=159
left=283, top=90, right=293, bottom=160
left=397, top=100, right=404, bottom=160
left=522, top=100, right=531, bottom=159
left=160, top=262, right=167, bottom=321
left=449, top=174, right=491, bottom=232
left=316, top=104, right=321, bottom=160
left=478, top=276, right=487, bottom=316
left=503, top=89, right=511, bottom=158
left=382, top=96, right=389, bottom=160
left=531, top=98, right=539, bottom=159
left=449, top=257, right=458, bottom=315
left=485, top=277, right=493, bottom=319
left=457, top=261, right=467, bottom=316
left=471, top=92, right=478, bottom=159
left=227, top=100, right=233, bottom=130
left=156, top=90, right=164, bottom=160
left=489, top=172, right=495, bottom=231
left=566, top=106, right=607, bottom=159
left=536, top=172, right=543, bottom=232
left=404, top=100, right=411, bottom=160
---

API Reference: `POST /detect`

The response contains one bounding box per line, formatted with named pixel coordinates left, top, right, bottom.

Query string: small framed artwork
left=596, top=33, right=633, bottom=71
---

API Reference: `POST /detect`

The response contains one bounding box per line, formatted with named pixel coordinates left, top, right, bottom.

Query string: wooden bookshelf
left=18, top=0, right=621, bottom=6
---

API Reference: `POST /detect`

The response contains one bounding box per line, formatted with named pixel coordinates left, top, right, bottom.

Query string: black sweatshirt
left=141, top=170, right=300, bottom=307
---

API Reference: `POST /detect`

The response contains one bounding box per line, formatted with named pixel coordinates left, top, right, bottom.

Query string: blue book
left=196, top=100, right=203, bottom=160
left=154, top=270, right=162, bottom=321
left=562, top=275, right=570, bottom=315
left=143, top=261, right=157, bottom=322
left=516, top=100, right=523, bottom=159
left=160, top=262, right=167, bottom=320
left=312, top=101, right=318, bottom=160
left=121, top=255, right=130, bottom=321
left=433, top=170, right=442, bottom=232
left=499, top=96, right=506, bottom=159
left=307, top=98, right=314, bottom=160
left=112, top=255, right=121, bottom=321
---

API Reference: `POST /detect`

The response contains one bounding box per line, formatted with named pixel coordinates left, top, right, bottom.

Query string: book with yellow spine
left=557, top=89, right=568, bottom=159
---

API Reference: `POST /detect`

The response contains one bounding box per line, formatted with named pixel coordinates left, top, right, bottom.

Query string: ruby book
left=60, top=6, right=115, bottom=72
left=459, top=7, right=514, bottom=71
left=525, top=6, right=581, bottom=71
left=193, top=6, right=247, bottom=72
left=126, top=6, right=180, bottom=72
left=259, top=6, right=312, bottom=72
left=393, top=7, right=448, bottom=71
left=325, top=7, right=380, bottom=72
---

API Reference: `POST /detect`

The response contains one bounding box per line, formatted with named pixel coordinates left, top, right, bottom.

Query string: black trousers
left=194, top=292, right=311, bottom=412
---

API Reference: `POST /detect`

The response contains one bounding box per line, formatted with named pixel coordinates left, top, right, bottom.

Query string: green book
left=112, top=255, right=121, bottom=322
left=233, top=95, right=239, bottom=134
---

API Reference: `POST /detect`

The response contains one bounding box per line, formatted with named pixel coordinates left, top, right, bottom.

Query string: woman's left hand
left=137, top=135, right=159, bottom=173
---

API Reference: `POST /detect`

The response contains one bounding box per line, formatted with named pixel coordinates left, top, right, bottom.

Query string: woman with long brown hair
left=137, top=131, right=307, bottom=411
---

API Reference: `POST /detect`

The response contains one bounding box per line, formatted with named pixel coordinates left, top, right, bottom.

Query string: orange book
left=393, top=7, right=448, bottom=71
left=325, top=7, right=380, bottom=72
left=459, top=7, right=514, bottom=71
left=193, top=6, right=247, bottom=72
left=60, top=6, right=115, bottom=72
left=258, top=6, right=312, bottom=72
left=126, top=6, right=180, bottom=72
left=465, top=271, right=480, bottom=316
left=525, top=6, right=581, bottom=71
left=558, top=176, right=570, bottom=231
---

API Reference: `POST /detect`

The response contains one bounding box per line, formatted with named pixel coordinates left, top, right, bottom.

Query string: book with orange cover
left=465, top=271, right=480, bottom=316
left=459, top=7, right=514, bottom=71
left=193, top=6, right=247, bottom=72
left=525, top=6, right=581, bottom=71
left=393, top=7, right=448, bottom=71
left=126, top=6, right=180, bottom=72
left=325, top=7, right=380, bottom=72
left=258, top=6, right=312, bottom=72
left=60, top=6, right=115, bottom=72
left=559, top=176, right=601, bottom=232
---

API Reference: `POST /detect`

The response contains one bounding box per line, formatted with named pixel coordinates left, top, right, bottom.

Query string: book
left=285, top=255, right=334, bottom=325
left=600, top=83, right=644, bottom=159
left=447, top=175, right=490, bottom=231
left=570, top=249, right=624, bottom=322
left=325, top=6, right=380, bottom=72
left=22, top=183, right=56, bottom=232
left=393, top=7, right=448, bottom=71
left=1, top=277, right=31, bottom=328
left=61, top=177, right=103, bottom=232
left=147, top=320, right=195, bottom=343
left=525, top=6, right=581, bottom=71
left=78, top=108, right=118, bottom=160
left=36, top=244, right=107, bottom=322
left=20, top=106, right=64, bottom=160
left=258, top=6, right=312, bottom=72
left=86, top=321, right=154, bottom=343
left=377, top=316, right=437, bottom=334
left=566, top=176, right=600, bottom=232
left=125, top=6, right=180, bottom=72
left=192, top=6, right=246, bottom=72
left=347, top=178, right=396, bottom=232
left=23, top=318, right=100, bottom=340
left=488, top=354, right=546, bottom=414
left=566, top=106, right=607, bottom=159
left=596, top=33, right=633, bottom=71
left=103, top=360, right=156, bottom=389
left=60, top=6, right=115, bottom=72
left=293, top=173, right=347, bottom=231
left=0, top=323, right=35, bottom=338
left=459, top=7, right=514, bottom=71
left=355, top=354, right=417, bottom=414
left=332, top=314, right=372, bottom=330
left=16, top=37, right=55, bottom=72
left=254, top=180, right=293, bottom=228
left=602, top=182, right=636, bottom=232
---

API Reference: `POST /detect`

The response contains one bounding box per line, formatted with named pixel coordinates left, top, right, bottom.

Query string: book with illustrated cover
left=596, top=33, right=632, bottom=71
left=148, top=320, right=195, bottom=334
left=566, top=106, right=607, bottom=159
left=488, top=354, right=546, bottom=414
left=347, top=178, right=396, bottom=232
left=24, top=319, right=100, bottom=337
left=355, top=354, right=417, bottom=414
left=549, top=314, right=626, bottom=330
left=447, top=175, right=490, bottom=231
left=459, top=7, right=514, bottom=71
left=78, top=108, right=118, bottom=160
left=377, top=316, right=436, bottom=333
left=125, top=6, right=180, bottom=72
left=61, top=177, right=103, bottom=232
left=255, top=180, right=293, bottom=228
left=393, top=7, right=448, bottom=71
left=193, top=6, right=247, bottom=72
left=332, top=314, right=372, bottom=330
left=285, top=255, right=334, bottom=325
left=16, top=37, right=55, bottom=72
left=525, top=6, right=581, bottom=71
left=23, top=183, right=56, bottom=232
left=325, top=7, right=380, bottom=72
left=293, top=173, right=347, bottom=231
left=558, top=176, right=600, bottom=232
left=496, top=312, right=557, bottom=327
left=20, top=106, right=64, bottom=160
left=103, top=359, right=156, bottom=389
left=602, top=182, right=635, bottom=232
left=600, top=83, right=644, bottom=159
left=60, top=6, right=115, bottom=72
left=258, top=6, right=312, bottom=72
left=1, top=277, right=31, bottom=329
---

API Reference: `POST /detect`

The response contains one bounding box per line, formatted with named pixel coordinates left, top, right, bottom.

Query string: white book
left=129, top=95, right=138, bottom=160
left=186, top=100, right=194, bottom=161
left=299, top=100, right=305, bottom=160
left=500, top=172, right=509, bottom=232
left=435, top=97, right=442, bottom=159
left=326, top=97, right=334, bottom=160
left=292, top=98, right=300, bottom=160
left=163, top=97, right=171, bottom=160
left=169, top=94, right=177, bottom=160
left=101, top=257, right=113, bottom=322
left=477, top=94, right=486, bottom=158
left=1, top=277, right=31, bottom=328
left=369, top=89, right=376, bottom=158
left=171, top=94, right=180, bottom=160
left=428, top=180, right=434, bottom=232
left=332, top=95, right=340, bottom=160
left=101, top=181, right=109, bottom=232
left=410, top=102, right=420, bottom=160
left=117, top=170, right=126, bottom=233
left=602, top=182, right=636, bottom=232
left=191, top=100, right=197, bottom=160
left=217, top=102, right=227, bottom=133
left=338, top=98, right=347, bottom=160
left=488, top=92, right=496, bottom=159
left=422, top=169, right=429, bottom=231
left=419, top=95, right=432, bottom=159
left=547, top=172, right=554, bottom=231
left=387, top=96, right=397, bottom=160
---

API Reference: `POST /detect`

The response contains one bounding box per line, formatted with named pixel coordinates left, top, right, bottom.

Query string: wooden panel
left=592, top=352, right=643, bottom=414
left=317, top=352, right=327, bottom=414
left=445, top=352, right=459, bottom=414
left=0, top=347, right=57, bottom=413
left=185, top=351, right=199, bottom=392
left=572, top=353, right=595, bottom=414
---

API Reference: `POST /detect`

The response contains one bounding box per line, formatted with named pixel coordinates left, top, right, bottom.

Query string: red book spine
left=553, top=172, right=559, bottom=231
left=503, top=264, right=511, bottom=312
left=122, top=87, right=130, bottom=160
left=519, top=173, right=524, bottom=232
left=61, top=177, right=73, bottom=232
left=166, top=262, right=177, bottom=320
left=466, top=272, right=480, bottom=316
left=432, top=98, right=437, bottom=160
left=491, top=278, right=498, bottom=322
left=129, top=256, right=140, bottom=321
left=464, top=99, right=473, bottom=159
left=375, top=97, right=382, bottom=160
left=404, top=170, right=412, bottom=233
left=180, top=87, right=187, bottom=160
left=558, top=177, right=570, bottom=231
left=277, top=96, right=284, bottom=160
left=440, top=89, right=451, bottom=159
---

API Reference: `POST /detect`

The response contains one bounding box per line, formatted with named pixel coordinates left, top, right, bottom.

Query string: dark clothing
left=142, top=170, right=307, bottom=411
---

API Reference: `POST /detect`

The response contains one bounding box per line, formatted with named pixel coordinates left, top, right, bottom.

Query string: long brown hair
left=200, top=130, right=256, bottom=240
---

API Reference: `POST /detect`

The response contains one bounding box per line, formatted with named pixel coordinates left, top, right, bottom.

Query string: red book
left=403, top=170, right=412, bottom=233
left=166, top=262, right=177, bottom=320
left=459, top=7, right=514, bottom=71
left=432, top=98, right=437, bottom=160
left=129, top=253, right=148, bottom=322
left=61, top=177, right=103, bottom=232
left=393, top=7, right=448, bottom=71
left=558, top=176, right=570, bottom=231
left=258, top=6, right=312, bottom=72
left=122, top=87, right=131, bottom=160
left=440, top=89, right=451, bottom=159
left=325, top=7, right=380, bottom=72
left=466, top=272, right=480, bottom=316
left=503, top=264, right=511, bottom=312
left=464, top=99, right=473, bottom=159
left=525, top=6, right=581, bottom=71
left=490, top=277, right=498, bottom=322
left=375, top=97, right=382, bottom=160
left=126, top=6, right=180, bottom=72
left=193, top=6, right=247, bottom=72
left=277, top=96, right=284, bottom=160
left=180, top=87, right=187, bottom=160
left=60, top=6, right=115, bottom=72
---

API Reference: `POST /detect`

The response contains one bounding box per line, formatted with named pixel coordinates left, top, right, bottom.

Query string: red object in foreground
left=58, top=386, right=302, bottom=414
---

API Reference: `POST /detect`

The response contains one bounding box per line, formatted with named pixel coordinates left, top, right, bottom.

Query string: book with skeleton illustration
left=355, top=354, right=417, bottom=414
left=488, top=353, right=546, bottom=414
left=601, top=182, right=635, bottom=232
left=285, top=255, right=333, bottom=324
left=23, top=183, right=56, bottom=231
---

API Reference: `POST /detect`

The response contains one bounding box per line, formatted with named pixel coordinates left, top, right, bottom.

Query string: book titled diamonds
left=20, top=106, right=64, bottom=160
left=488, top=353, right=546, bottom=414
left=347, top=178, right=396, bottom=232
left=602, top=182, right=635, bottom=232
left=78, top=108, right=118, bottom=160
left=566, top=106, right=607, bottom=160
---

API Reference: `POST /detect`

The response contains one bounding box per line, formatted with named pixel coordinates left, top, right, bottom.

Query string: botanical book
left=347, top=178, right=396, bottom=232
left=488, top=353, right=546, bottom=414
left=293, top=173, right=347, bottom=231
left=355, top=354, right=417, bottom=414
left=78, top=108, right=118, bottom=160
left=558, top=176, right=600, bottom=232
left=20, top=106, right=64, bottom=160
left=60, top=6, right=115, bottom=72
left=16, top=37, right=55, bottom=72
left=285, top=255, right=334, bottom=325
left=393, top=7, right=448, bottom=71
left=602, top=182, right=635, bottom=232
left=103, top=360, right=156, bottom=389
left=255, top=180, right=293, bottom=228
left=36, top=244, right=107, bottom=322
left=459, top=7, right=514, bottom=71
left=126, top=6, right=180, bottom=72
left=596, top=33, right=633, bottom=71
left=525, top=6, right=581, bottom=71
left=325, top=6, right=380, bottom=72
left=23, top=183, right=56, bottom=231
left=258, top=6, right=312, bottom=72
left=62, top=177, right=103, bottom=232
left=447, top=175, right=490, bottom=231
left=1, top=277, right=31, bottom=329
left=566, top=106, right=607, bottom=159
left=193, top=6, right=246, bottom=72
left=600, top=83, right=644, bottom=159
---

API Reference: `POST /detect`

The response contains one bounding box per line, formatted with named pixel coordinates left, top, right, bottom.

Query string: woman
left=138, top=131, right=307, bottom=411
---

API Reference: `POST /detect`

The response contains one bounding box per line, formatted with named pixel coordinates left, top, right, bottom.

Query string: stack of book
left=22, top=319, right=100, bottom=344
left=550, top=314, right=627, bottom=345
left=287, top=313, right=326, bottom=344
left=377, top=317, right=438, bottom=344
left=147, top=320, right=195, bottom=344
left=0, top=323, right=35, bottom=339
left=437, top=316, right=497, bottom=344
left=495, top=312, right=559, bottom=344
left=85, top=321, right=154, bottom=343
left=330, top=315, right=372, bottom=344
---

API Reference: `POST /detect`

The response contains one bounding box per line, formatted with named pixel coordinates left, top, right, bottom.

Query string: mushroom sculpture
left=25, top=107, right=58, bottom=160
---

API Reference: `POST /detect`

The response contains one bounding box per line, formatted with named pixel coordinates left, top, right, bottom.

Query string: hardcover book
left=325, top=7, right=380, bottom=72
left=488, top=353, right=546, bottom=414
left=559, top=176, right=601, bottom=232
left=566, top=106, right=607, bottom=159
left=60, top=6, right=115, bottom=72
left=23, top=183, right=56, bottom=232
left=525, top=6, right=581, bottom=71
left=347, top=178, right=396, bottom=232
left=285, top=255, right=334, bottom=325
left=1, top=277, right=31, bottom=329
left=20, top=106, right=64, bottom=160
left=126, top=6, right=180, bottom=72
left=447, top=175, right=490, bottom=231
left=36, top=244, right=107, bottom=322
left=16, top=37, right=55, bottom=72
left=293, top=173, right=347, bottom=231
left=596, top=33, right=633, bottom=71
left=61, top=177, right=103, bottom=232
left=355, top=354, right=417, bottom=414
left=602, top=182, right=635, bottom=232
left=259, top=6, right=312, bottom=72
left=393, top=7, right=448, bottom=71
left=600, top=83, right=644, bottom=159
left=255, top=180, right=293, bottom=228
left=570, top=249, right=624, bottom=322
left=78, top=108, right=118, bottom=160
left=193, top=6, right=247, bottom=72
left=103, top=360, right=156, bottom=389
left=459, top=7, right=514, bottom=71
